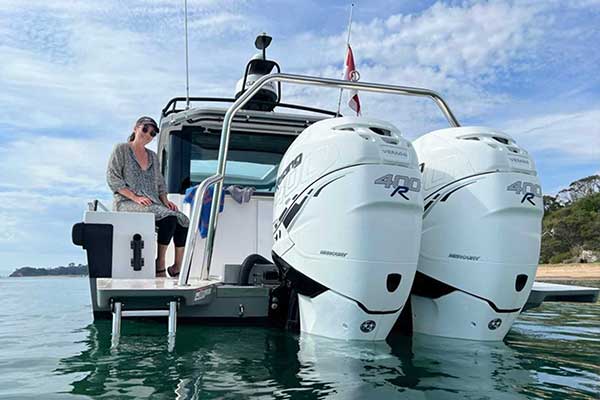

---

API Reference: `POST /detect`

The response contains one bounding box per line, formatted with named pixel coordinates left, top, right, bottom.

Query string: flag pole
left=336, top=2, right=355, bottom=116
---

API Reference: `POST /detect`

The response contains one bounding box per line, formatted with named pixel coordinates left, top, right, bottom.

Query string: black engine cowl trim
left=411, top=271, right=522, bottom=314
left=272, top=251, right=403, bottom=315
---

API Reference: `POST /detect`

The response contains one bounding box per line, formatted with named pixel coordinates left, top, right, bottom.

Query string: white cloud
left=0, top=0, right=227, bottom=13
left=286, top=1, right=545, bottom=78
left=0, top=189, right=98, bottom=270
left=271, top=1, right=548, bottom=137
left=0, top=135, right=110, bottom=192
left=0, top=211, right=20, bottom=243
left=503, top=108, right=600, bottom=162
left=0, top=0, right=554, bottom=137
left=0, top=135, right=113, bottom=264
left=0, top=0, right=254, bottom=134
left=187, top=11, right=253, bottom=36
left=0, top=144, right=123, bottom=271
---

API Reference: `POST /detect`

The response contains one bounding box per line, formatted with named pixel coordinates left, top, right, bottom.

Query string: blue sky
left=0, top=0, right=598, bottom=274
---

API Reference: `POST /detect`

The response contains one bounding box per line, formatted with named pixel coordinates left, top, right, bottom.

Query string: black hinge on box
left=130, top=234, right=144, bottom=271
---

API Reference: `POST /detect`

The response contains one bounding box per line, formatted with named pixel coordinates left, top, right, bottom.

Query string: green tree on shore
left=541, top=175, right=600, bottom=264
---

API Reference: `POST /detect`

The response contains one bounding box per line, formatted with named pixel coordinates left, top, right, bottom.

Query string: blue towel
left=183, top=185, right=225, bottom=238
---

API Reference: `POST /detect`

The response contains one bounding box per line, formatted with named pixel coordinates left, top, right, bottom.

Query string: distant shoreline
left=5, top=275, right=87, bottom=278
left=536, top=263, right=600, bottom=281
left=8, top=265, right=88, bottom=278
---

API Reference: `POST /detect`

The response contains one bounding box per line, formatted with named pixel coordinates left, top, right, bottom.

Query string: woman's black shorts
left=156, top=216, right=188, bottom=247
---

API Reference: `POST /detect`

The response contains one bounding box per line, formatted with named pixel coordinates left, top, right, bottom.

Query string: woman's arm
left=107, top=144, right=129, bottom=193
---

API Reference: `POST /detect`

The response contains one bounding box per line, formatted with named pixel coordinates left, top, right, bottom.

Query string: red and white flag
left=343, top=45, right=361, bottom=115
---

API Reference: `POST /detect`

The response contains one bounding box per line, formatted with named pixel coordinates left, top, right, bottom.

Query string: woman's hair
left=128, top=123, right=139, bottom=141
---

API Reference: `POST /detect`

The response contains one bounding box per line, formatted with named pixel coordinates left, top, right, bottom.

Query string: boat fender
left=71, top=222, right=114, bottom=278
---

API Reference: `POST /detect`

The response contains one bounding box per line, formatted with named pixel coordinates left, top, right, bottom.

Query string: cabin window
left=183, top=129, right=296, bottom=193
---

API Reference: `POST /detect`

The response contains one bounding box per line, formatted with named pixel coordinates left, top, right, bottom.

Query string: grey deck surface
left=524, top=281, right=599, bottom=311
left=96, top=278, right=220, bottom=307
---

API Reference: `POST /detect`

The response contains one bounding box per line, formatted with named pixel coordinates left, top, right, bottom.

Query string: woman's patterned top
left=106, top=143, right=189, bottom=227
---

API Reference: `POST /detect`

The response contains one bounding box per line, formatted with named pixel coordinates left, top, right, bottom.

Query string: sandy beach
left=536, top=263, right=600, bottom=281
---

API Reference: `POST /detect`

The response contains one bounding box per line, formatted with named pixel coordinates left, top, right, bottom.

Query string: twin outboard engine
left=272, top=117, right=423, bottom=341
left=411, top=127, right=544, bottom=341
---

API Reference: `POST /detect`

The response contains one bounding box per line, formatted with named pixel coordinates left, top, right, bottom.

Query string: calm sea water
left=0, top=277, right=598, bottom=399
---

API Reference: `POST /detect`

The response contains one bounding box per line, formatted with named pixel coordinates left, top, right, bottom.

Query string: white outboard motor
left=272, top=117, right=423, bottom=341
left=411, top=126, right=544, bottom=341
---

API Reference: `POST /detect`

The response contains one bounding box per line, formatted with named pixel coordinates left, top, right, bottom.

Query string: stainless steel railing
left=178, top=73, right=460, bottom=285
left=177, top=174, right=223, bottom=285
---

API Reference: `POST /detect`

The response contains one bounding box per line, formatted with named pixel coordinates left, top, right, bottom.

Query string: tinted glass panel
left=189, top=130, right=296, bottom=192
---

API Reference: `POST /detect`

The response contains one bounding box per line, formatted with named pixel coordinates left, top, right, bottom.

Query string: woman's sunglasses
left=141, top=124, right=157, bottom=137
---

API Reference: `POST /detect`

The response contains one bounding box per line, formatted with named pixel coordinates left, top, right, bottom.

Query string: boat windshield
left=189, top=130, right=296, bottom=193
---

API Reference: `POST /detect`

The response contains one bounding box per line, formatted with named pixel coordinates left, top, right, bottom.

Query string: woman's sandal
left=156, top=268, right=167, bottom=278
left=167, top=265, right=180, bottom=278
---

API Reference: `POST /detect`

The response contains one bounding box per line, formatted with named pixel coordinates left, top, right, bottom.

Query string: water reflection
left=507, top=302, right=600, bottom=399
left=296, top=334, right=535, bottom=399
left=57, top=321, right=548, bottom=399
left=58, top=322, right=311, bottom=399
left=398, top=335, right=532, bottom=399
left=297, top=334, right=415, bottom=398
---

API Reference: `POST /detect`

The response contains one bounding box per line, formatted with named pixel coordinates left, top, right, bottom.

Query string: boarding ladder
left=111, top=300, right=178, bottom=348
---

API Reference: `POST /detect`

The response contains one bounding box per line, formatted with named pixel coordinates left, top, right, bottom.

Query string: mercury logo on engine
left=448, top=253, right=481, bottom=261
left=488, top=318, right=502, bottom=330
left=319, top=250, right=348, bottom=257
left=375, top=174, right=421, bottom=200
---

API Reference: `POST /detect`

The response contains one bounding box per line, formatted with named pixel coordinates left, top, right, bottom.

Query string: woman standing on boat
left=106, top=116, right=189, bottom=278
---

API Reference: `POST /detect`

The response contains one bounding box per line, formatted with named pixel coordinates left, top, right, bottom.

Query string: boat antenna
left=336, top=2, right=355, bottom=116
left=255, top=32, right=272, bottom=60
left=184, top=0, right=191, bottom=109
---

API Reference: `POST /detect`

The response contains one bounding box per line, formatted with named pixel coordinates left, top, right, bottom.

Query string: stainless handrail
left=88, top=199, right=109, bottom=212
left=178, top=174, right=223, bottom=286
left=197, top=73, right=460, bottom=282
